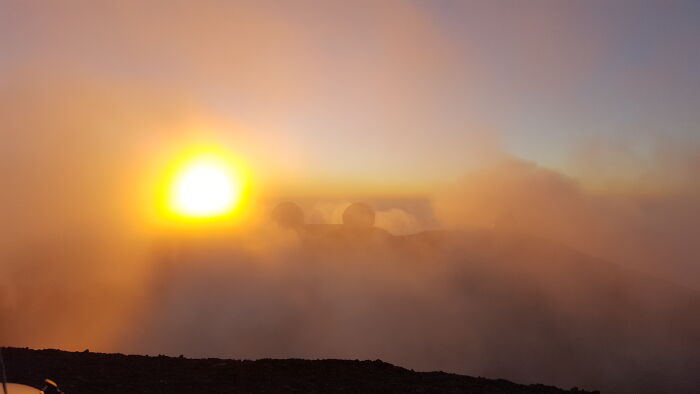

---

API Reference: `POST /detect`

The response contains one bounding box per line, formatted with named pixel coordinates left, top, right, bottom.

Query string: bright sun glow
left=169, top=156, right=243, bottom=218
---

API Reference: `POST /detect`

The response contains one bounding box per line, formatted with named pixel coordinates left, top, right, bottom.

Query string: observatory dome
left=342, top=203, right=375, bottom=227
left=271, top=202, right=305, bottom=228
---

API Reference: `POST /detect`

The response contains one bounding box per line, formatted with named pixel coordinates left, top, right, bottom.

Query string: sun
left=167, top=154, right=244, bottom=219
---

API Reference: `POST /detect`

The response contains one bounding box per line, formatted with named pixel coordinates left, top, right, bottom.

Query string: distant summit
left=271, top=201, right=377, bottom=229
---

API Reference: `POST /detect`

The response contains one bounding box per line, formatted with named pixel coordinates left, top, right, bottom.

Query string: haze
left=1, top=1, right=699, bottom=393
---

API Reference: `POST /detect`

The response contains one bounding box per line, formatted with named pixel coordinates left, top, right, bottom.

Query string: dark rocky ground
left=2, top=347, right=597, bottom=393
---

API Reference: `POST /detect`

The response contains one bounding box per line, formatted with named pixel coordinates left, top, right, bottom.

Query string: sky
left=2, top=0, right=698, bottom=195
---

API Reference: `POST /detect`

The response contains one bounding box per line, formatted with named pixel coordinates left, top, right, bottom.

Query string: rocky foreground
left=2, top=347, right=596, bottom=393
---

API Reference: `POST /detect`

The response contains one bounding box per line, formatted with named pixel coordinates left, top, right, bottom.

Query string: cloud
left=0, top=3, right=698, bottom=393
left=434, top=156, right=700, bottom=289
left=1, top=151, right=698, bottom=393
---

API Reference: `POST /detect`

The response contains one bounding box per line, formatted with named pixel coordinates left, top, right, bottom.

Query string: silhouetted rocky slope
left=2, top=347, right=595, bottom=393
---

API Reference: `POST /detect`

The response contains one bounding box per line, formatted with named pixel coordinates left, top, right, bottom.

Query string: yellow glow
left=172, top=158, right=238, bottom=217
left=160, top=148, right=249, bottom=221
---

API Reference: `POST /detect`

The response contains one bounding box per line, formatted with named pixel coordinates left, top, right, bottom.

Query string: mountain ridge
left=2, top=347, right=597, bottom=393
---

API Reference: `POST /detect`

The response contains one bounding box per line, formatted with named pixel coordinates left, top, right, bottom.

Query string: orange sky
left=1, top=0, right=699, bottom=199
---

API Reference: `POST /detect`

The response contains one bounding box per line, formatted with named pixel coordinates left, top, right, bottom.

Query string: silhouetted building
left=271, top=201, right=305, bottom=228
left=342, top=203, right=375, bottom=227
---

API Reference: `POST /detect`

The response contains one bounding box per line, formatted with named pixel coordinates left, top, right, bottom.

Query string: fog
left=2, top=72, right=700, bottom=394
left=436, top=157, right=700, bottom=289
left=2, top=1, right=700, bottom=393
left=2, top=134, right=699, bottom=394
